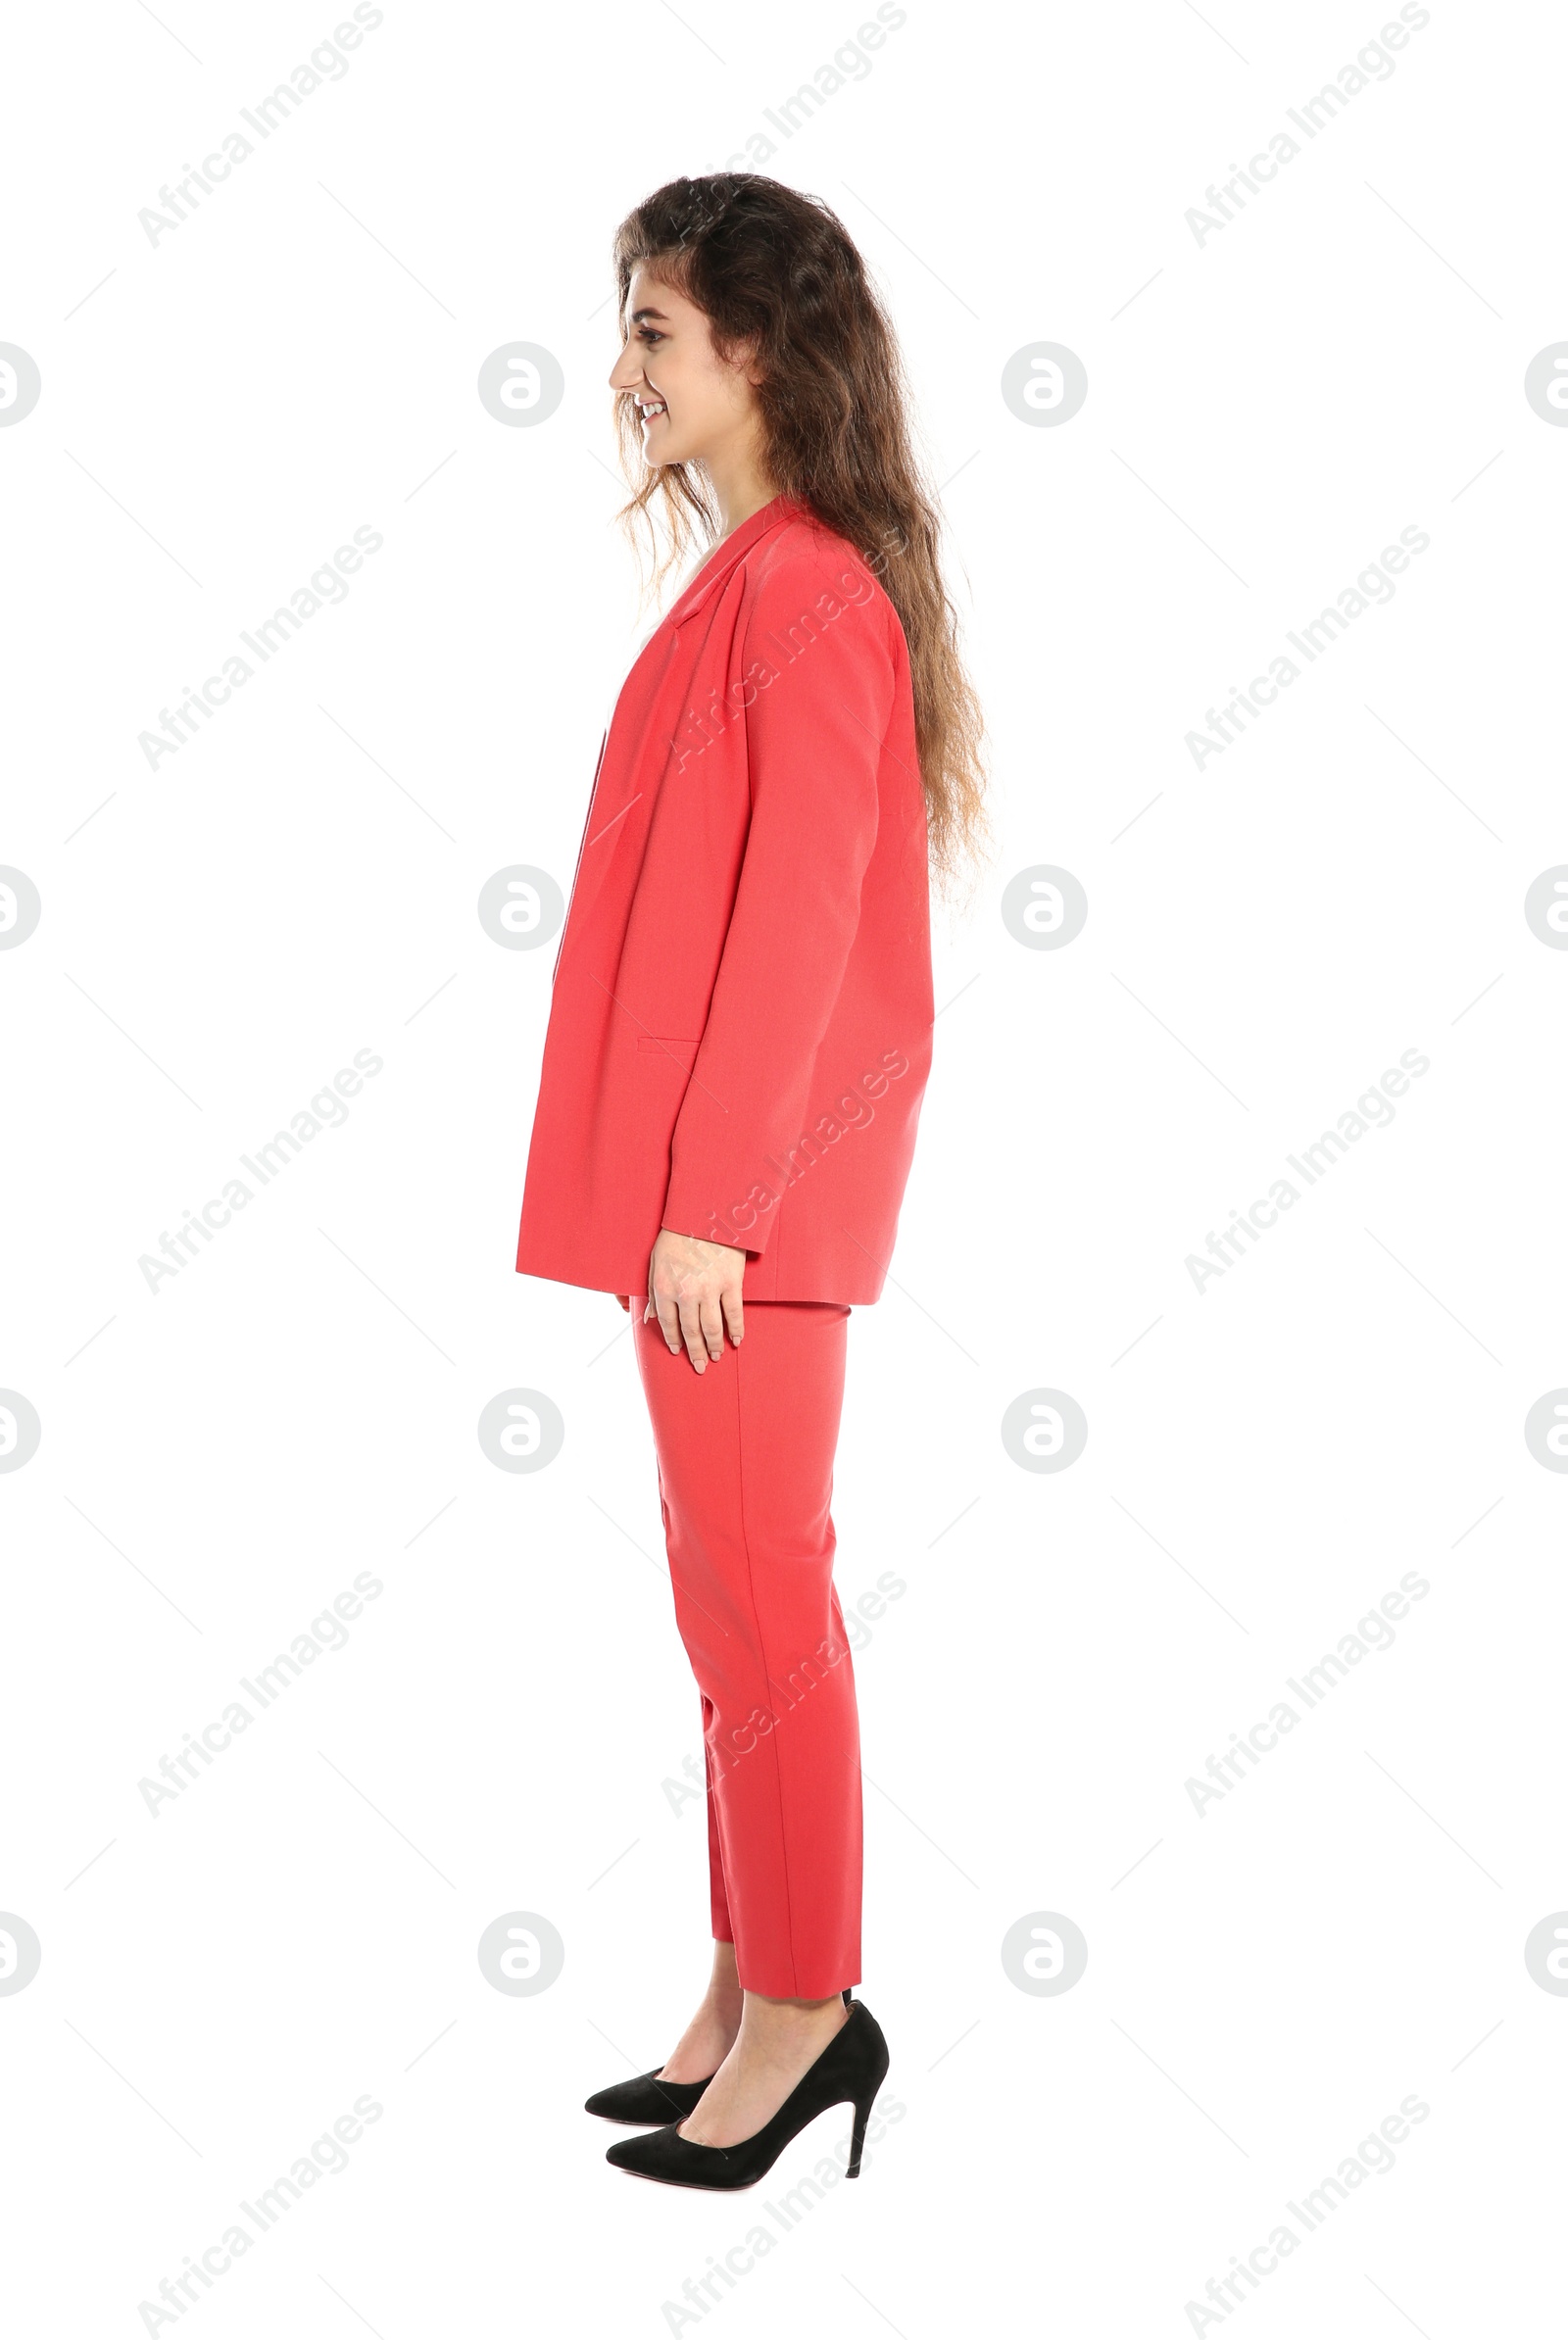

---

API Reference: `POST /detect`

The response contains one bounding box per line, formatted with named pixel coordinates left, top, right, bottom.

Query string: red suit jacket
left=514, top=492, right=934, bottom=1303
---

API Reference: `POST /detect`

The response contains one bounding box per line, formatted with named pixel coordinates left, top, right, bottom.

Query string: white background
left=3, top=0, right=1564, bottom=2331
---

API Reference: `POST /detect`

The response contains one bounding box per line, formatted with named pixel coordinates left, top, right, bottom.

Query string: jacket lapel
left=552, top=497, right=804, bottom=983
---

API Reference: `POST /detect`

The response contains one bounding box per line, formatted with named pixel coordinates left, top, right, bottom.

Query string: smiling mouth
left=635, top=398, right=666, bottom=424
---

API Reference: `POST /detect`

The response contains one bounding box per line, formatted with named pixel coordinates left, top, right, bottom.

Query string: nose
left=608, top=338, right=644, bottom=394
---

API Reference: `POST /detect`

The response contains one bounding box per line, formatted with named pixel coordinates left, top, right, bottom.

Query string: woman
left=514, top=173, right=987, bottom=2190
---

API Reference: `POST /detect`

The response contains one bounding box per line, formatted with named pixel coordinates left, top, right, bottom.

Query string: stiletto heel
left=587, top=1986, right=854, bottom=2124
left=845, top=2018, right=889, bottom=2178
left=606, top=2000, right=890, bottom=2189
left=846, top=2095, right=870, bottom=2178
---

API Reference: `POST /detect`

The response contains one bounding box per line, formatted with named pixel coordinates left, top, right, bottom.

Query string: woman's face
left=609, top=264, right=761, bottom=473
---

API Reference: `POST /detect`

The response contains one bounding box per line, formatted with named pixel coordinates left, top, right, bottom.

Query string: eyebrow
left=629, top=306, right=670, bottom=322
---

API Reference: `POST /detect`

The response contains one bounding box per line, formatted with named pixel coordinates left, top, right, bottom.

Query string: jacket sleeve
left=660, top=551, right=896, bottom=1255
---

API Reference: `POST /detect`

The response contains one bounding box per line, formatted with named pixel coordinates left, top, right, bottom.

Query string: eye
left=636, top=326, right=664, bottom=346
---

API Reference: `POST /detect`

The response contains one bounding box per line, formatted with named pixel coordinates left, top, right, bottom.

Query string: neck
left=699, top=446, right=780, bottom=542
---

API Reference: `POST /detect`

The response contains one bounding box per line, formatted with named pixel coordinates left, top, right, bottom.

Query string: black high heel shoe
left=604, top=1999, right=889, bottom=2188
left=586, top=1988, right=853, bottom=2125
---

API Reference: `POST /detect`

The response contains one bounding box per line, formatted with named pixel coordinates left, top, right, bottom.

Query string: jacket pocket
left=637, top=1036, right=702, bottom=1063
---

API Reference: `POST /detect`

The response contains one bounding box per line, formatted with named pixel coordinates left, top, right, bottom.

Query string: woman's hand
left=646, top=1228, right=745, bottom=1371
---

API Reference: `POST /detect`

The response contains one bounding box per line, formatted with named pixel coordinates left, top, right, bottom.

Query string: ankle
left=739, top=1994, right=848, bottom=2045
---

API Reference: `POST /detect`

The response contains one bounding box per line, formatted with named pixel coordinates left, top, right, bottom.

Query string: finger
left=697, top=1292, right=725, bottom=1361
left=676, top=1292, right=708, bottom=1373
left=655, top=1291, right=683, bottom=1353
left=721, top=1286, right=744, bottom=1346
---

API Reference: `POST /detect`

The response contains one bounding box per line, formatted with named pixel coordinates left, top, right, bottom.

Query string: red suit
left=515, top=494, right=932, bottom=1991
left=630, top=1293, right=858, bottom=1997
left=514, top=492, right=933, bottom=1303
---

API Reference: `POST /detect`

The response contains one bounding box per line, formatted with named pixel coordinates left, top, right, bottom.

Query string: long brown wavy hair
left=610, top=173, right=990, bottom=896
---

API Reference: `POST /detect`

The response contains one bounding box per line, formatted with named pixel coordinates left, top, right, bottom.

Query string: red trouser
left=629, top=1297, right=861, bottom=1998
